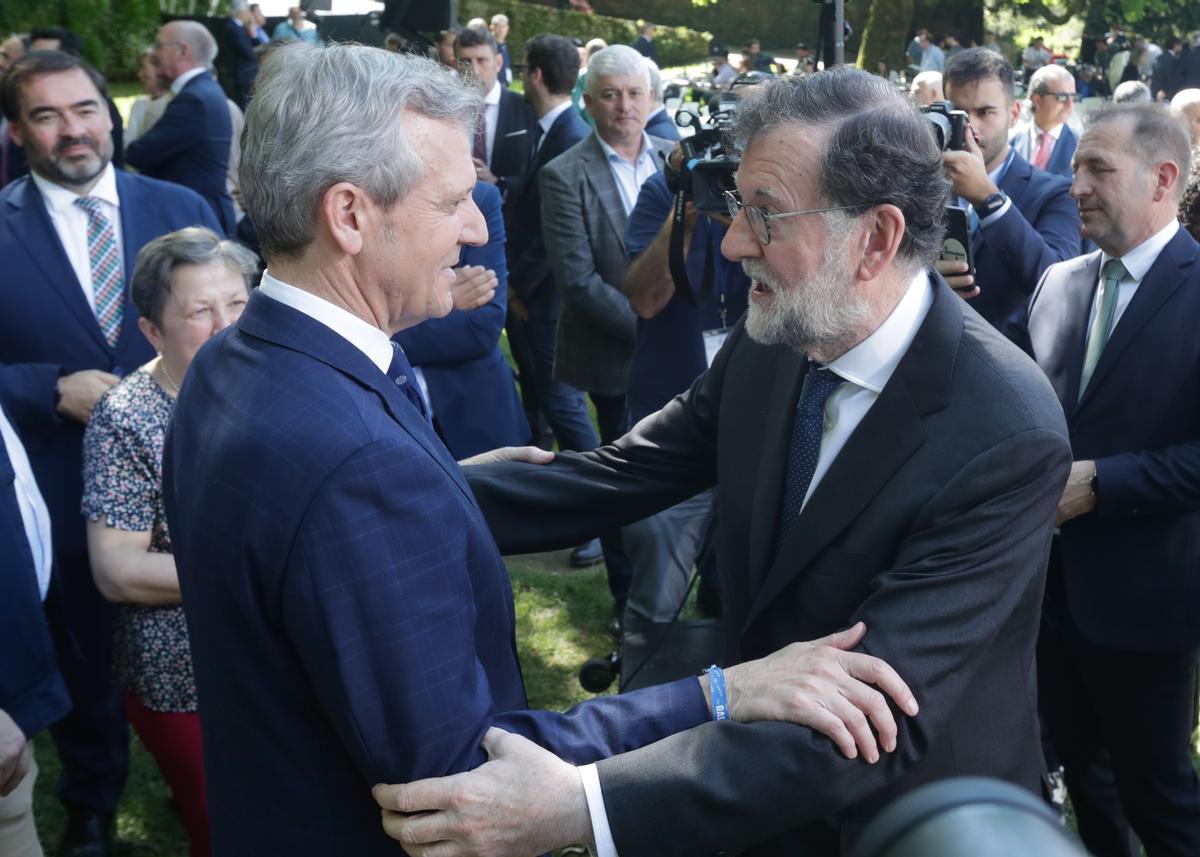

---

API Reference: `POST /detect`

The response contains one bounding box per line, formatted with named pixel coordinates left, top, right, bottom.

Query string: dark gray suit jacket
left=467, top=278, right=1071, bottom=855
left=539, top=132, right=673, bottom=395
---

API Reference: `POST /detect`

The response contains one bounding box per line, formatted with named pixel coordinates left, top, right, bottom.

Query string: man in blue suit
left=225, top=1, right=264, bottom=108
left=0, top=50, right=220, bottom=857
left=1023, top=103, right=1200, bottom=857
left=1011, top=64, right=1079, bottom=179
left=939, top=48, right=1081, bottom=328
left=127, top=21, right=236, bottom=236
left=644, top=62, right=681, bottom=141
left=394, top=181, right=530, bottom=459
left=165, top=46, right=916, bottom=856
left=0, top=399, right=70, bottom=857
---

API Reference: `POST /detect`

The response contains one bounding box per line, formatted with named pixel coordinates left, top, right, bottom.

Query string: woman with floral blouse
left=82, top=227, right=257, bottom=857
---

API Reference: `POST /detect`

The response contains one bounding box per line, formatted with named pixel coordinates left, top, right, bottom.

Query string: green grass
left=32, top=552, right=613, bottom=855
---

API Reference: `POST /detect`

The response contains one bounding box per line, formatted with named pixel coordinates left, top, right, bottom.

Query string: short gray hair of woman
left=241, top=43, right=483, bottom=260
left=131, top=227, right=259, bottom=328
left=586, top=45, right=651, bottom=95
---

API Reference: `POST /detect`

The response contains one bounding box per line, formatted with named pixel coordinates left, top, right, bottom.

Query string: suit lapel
left=744, top=281, right=959, bottom=633
left=1078, top=229, right=1197, bottom=408
left=1045, top=253, right=1101, bottom=412
left=113, top=172, right=155, bottom=351
left=236, top=292, right=476, bottom=505
left=580, top=136, right=628, bottom=250
left=6, top=179, right=109, bottom=352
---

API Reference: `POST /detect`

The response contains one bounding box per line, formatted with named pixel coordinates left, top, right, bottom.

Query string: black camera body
left=672, top=98, right=740, bottom=213
left=920, top=100, right=969, bottom=152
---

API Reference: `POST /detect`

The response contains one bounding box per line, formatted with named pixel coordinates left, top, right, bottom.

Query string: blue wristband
left=706, top=664, right=729, bottom=721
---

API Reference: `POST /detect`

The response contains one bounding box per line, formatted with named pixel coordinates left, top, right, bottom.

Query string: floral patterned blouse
left=82, top=368, right=197, bottom=713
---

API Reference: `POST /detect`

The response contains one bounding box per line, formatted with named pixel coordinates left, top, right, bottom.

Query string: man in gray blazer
left=539, top=44, right=673, bottom=615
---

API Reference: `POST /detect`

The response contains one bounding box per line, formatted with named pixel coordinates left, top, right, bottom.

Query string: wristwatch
left=978, top=190, right=1008, bottom=219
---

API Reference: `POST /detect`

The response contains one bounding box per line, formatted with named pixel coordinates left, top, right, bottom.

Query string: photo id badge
left=703, top=328, right=729, bottom=368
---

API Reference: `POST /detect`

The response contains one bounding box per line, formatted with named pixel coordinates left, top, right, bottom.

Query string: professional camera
left=920, top=100, right=969, bottom=151
left=669, top=91, right=742, bottom=213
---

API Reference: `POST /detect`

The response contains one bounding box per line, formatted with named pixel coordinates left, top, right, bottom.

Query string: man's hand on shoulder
left=0, top=709, right=30, bottom=797
left=374, top=727, right=591, bottom=857
left=718, top=621, right=919, bottom=763
left=56, top=369, right=120, bottom=424
left=459, top=447, right=554, bottom=467
left=452, top=265, right=499, bottom=312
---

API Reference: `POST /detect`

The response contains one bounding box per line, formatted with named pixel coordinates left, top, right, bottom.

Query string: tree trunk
left=856, top=0, right=915, bottom=76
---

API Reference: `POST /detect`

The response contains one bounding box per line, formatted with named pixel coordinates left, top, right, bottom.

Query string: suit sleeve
left=395, top=184, right=507, bottom=366
left=979, top=174, right=1081, bottom=297
left=126, top=92, right=203, bottom=172
left=1094, top=442, right=1200, bottom=516
left=539, top=164, right=638, bottom=343
left=0, top=364, right=64, bottom=430
left=592, top=426, right=1072, bottom=857
left=280, top=438, right=708, bottom=786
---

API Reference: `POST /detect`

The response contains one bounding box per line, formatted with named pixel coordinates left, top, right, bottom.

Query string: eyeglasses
left=1041, top=91, right=1077, bottom=103
left=723, top=190, right=862, bottom=246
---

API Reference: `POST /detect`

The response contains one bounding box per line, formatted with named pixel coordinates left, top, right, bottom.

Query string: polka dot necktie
left=74, top=196, right=123, bottom=347
left=777, top=361, right=844, bottom=546
left=387, top=342, right=429, bottom=421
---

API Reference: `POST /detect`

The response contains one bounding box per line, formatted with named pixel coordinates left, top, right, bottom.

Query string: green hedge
left=1, top=0, right=160, bottom=81
left=459, top=0, right=711, bottom=70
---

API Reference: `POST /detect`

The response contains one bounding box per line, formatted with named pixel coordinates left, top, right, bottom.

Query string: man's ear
left=856, top=204, right=906, bottom=281
left=319, top=182, right=369, bottom=256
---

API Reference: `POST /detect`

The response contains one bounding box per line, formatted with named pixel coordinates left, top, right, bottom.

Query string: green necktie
left=1079, top=257, right=1127, bottom=400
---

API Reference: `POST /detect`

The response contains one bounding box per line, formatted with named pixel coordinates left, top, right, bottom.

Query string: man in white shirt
left=1011, top=64, right=1078, bottom=179
left=375, top=66, right=1073, bottom=857
left=1024, top=101, right=1200, bottom=857
left=454, top=25, right=535, bottom=200
left=918, top=32, right=945, bottom=71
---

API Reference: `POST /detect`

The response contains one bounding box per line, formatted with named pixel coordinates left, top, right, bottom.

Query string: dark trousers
left=44, top=550, right=128, bottom=815
left=505, top=305, right=544, bottom=446
left=1039, top=559, right=1200, bottom=857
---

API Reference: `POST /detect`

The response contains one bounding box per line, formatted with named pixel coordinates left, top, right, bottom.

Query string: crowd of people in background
left=3, top=8, right=1200, bottom=857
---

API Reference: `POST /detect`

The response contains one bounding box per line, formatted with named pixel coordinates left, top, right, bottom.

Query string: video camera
left=920, top=100, right=969, bottom=151
left=668, top=94, right=741, bottom=214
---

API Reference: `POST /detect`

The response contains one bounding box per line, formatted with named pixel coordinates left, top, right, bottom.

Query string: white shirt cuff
left=978, top=196, right=1013, bottom=229
left=579, top=763, right=619, bottom=857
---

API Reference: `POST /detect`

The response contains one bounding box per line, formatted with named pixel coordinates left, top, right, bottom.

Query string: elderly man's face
left=721, top=126, right=868, bottom=354
left=1179, top=104, right=1200, bottom=146
left=0, top=36, right=23, bottom=72
left=368, top=113, right=487, bottom=330
left=584, top=73, right=649, bottom=148
left=153, top=23, right=187, bottom=82
left=11, top=68, right=113, bottom=190
left=142, top=260, right=249, bottom=380
left=1071, top=118, right=1158, bottom=255
left=491, top=21, right=509, bottom=43
left=1032, top=75, right=1076, bottom=127
left=455, top=44, right=502, bottom=93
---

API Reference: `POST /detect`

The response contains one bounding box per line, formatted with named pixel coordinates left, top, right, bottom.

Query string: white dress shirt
left=1028, top=120, right=1064, bottom=156
left=580, top=269, right=935, bottom=857
left=1086, top=219, right=1179, bottom=349
left=169, top=66, right=206, bottom=96
left=32, top=163, right=122, bottom=313
left=594, top=131, right=659, bottom=216
left=0, top=406, right=53, bottom=600
left=481, top=81, right=502, bottom=166
left=257, top=271, right=395, bottom=374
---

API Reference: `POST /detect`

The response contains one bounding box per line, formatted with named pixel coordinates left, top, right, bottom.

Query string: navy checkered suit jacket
left=164, top=290, right=707, bottom=855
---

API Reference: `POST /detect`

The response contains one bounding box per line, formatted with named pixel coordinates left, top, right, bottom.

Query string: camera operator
left=617, top=141, right=751, bottom=627
left=937, top=48, right=1081, bottom=327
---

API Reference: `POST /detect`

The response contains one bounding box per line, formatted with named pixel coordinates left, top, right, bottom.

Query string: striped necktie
left=1079, top=258, right=1127, bottom=400
left=74, top=196, right=123, bottom=347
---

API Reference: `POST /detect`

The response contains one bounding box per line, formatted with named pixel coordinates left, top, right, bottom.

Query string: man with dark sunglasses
left=1014, top=64, right=1079, bottom=179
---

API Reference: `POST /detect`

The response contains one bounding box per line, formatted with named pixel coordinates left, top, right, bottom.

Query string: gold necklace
left=159, top=358, right=181, bottom=394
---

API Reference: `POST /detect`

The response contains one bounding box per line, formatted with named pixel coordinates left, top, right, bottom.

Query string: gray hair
left=1170, top=88, right=1200, bottom=114
left=131, top=227, right=258, bottom=327
left=645, top=59, right=664, bottom=103
left=174, top=20, right=218, bottom=66
left=490, top=14, right=508, bottom=26
left=241, top=43, right=483, bottom=259
left=1029, top=63, right=1073, bottom=96
left=1084, top=102, right=1193, bottom=200
left=231, top=0, right=249, bottom=11
left=586, top=44, right=650, bottom=95
left=1112, top=80, right=1151, bottom=103
left=729, top=67, right=949, bottom=269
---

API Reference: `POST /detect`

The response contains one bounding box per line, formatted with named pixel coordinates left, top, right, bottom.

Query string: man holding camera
left=937, top=48, right=1080, bottom=328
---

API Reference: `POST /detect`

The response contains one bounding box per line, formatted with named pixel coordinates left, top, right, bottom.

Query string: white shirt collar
left=256, top=270, right=396, bottom=375
left=595, top=130, right=653, bottom=165
left=826, top=269, right=934, bottom=394
left=1033, top=121, right=1064, bottom=141
left=538, top=100, right=573, bottom=136
left=483, top=80, right=502, bottom=107
left=31, top=161, right=119, bottom=215
left=170, top=66, right=207, bottom=96
left=1100, top=219, right=1179, bottom=283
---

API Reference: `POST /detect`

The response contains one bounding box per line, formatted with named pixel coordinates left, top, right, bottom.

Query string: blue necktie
left=387, top=342, right=429, bottom=421
left=777, top=362, right=844, bottom=545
